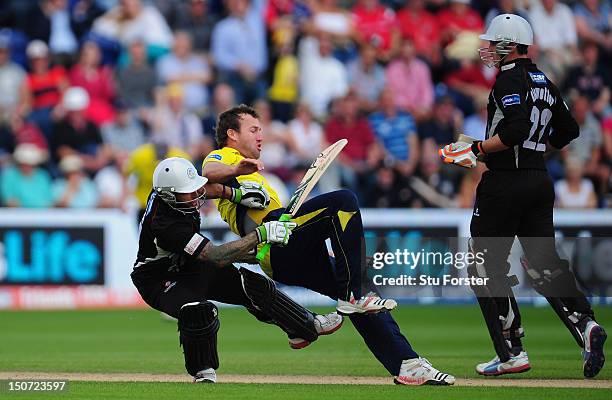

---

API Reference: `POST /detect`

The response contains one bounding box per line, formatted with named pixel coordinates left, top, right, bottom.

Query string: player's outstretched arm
left=196, top=221, right=295, bottom=267
left=202, top=158, right=263, bottom=183
left=204, top=182, right=270, bottom=209
left=197, top=231, right=260, bottom=268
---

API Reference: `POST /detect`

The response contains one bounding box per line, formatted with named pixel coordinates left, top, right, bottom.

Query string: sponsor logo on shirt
left=501, top=94, right=521, bottom=107
left=528, top=72, right=547, bottom=85
left=207, top=154, right=222, bottom=161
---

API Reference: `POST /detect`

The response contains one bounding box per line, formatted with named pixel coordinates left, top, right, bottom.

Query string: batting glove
left=230, top=181, right=270, bottom=209
left=256, top=221, right=297, bottom=246
left=438, top=141, right=484, bottom=169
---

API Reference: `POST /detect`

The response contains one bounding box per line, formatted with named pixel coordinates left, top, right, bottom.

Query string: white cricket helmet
left=479, top=14, right=533, bottom=67
left=153, top=157, right=208, bottom=212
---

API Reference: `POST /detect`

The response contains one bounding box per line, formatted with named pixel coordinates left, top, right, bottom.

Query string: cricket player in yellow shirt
left=202, top=104, right=455, bottom=385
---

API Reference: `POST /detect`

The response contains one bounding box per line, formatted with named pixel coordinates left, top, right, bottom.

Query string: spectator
left=351, top=0, right=400, bottom=62
left=287, top=102, right=326, bottom=164
left=53, top=154, right=99, bottom=208
left=7, top=114, right=49, bottom=152
left=52, top=86, right=110, bottom=173
left=308, top=0, right=354, bottom=42
left=101, top=99, right=146, bottom=168
left=573, top=0, right=612, bottom=53
left=69, top=40, right=116, bottom=126
left=386, top=38, right=434, bottom=122
left=347, top=42, right=386, bottom=113
left=255, top=99, right=290, bottom=177
left=396, top=0, right=442, bottom=64
left=92, top=0, right=173, bottom=53
left=287, top=100, right=340, bottom=192
left=211, top=0, right=268, bottom=104
left=437, top=0, right=484, bottom=46
left=562, top=41, right=611, bottom=117
left=22, top=0, right=79, bottom=63
left=268, top=32, right=299, bottom=122
left=116, top=38, right=156, bottom=109
left=173, top=0, right=218, bottom=53
left=157, top=31, right=212, bottom=114
left=566, top=95, right=609, bottom=196
left=529, top=0, right=579, bottom=82
left=555, top=156, right=598, bottom=208
left=485, top=0, right=529, bottom=27
left=150, top=83, right=210, bottom=162
left=0, top=144, right=53, bottom=208
left=202, top=83, right=236, bottom=139
left=124, top=140, right=189, bottom=218
left=462, top=95, right=488, bottom=140
left=94, top=163, right=133, bottom=210
left=419, top=95, right=462, bottom=147
left=369, top=87, right=420, bottom=178
left=324, top=91, right=379, bottom=193
left=0, top=33, right=25, bottom=123
left=410, top=147, right=456, bottom=208
left=70, top=0, right=106, bottom=39
left=19, top=40, right=68, bottom=139
left=264, top=0, right=296, bottom=47
left=444, top=32, right=495, bottom=116
left=298, top=32, right=348, bottom=119
left=363, top=162, right=409, bottom=208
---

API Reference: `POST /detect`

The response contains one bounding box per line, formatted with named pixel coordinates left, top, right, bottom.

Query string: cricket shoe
left=289, top=312, right=344, bottom=349
left=583, top=320, right=607, bottom=378
left=336, top=292, right=397, bottom=315
left=476, top=351, right=531, bottom=376
left=192, top=368, right=216, bottom=383
left=394, top=357, right=455, bottom=386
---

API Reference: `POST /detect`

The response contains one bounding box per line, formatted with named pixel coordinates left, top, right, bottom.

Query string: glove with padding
left=230, top=181, right=270, bottom=209
left=255, top=220, right=297, bottom=245
left=439, top=141, right=478, bottom=169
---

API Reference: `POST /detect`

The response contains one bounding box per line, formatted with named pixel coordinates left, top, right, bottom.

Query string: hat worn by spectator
left=63, top=87, right=90, bottom=111
left=59, top=155, right=84, bottom=173
left=13, top=144, right=48, bottom=166
left=26, top=40, right=49, bottom=58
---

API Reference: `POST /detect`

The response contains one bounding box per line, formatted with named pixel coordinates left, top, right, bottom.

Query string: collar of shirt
left=500, top=57, right=532, bottom=72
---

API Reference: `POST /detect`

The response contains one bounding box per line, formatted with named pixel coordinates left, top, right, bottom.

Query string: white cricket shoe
left=193, top=368, right=216, bottom=383
left=289, top=312, right=344, bottom=349
left=476, top=351, right=531, bottom=376
left=583, top=320, right=607, bottom=378
left=394, top=357, right=455, bottom=386
left=336, top=292, right=397, bottom=315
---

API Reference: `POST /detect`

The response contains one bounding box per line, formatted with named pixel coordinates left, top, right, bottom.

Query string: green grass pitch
left=1, top=305, right=610, bottom=399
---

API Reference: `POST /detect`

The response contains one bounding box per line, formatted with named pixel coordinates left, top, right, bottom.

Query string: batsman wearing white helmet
left=439, top=14, right=606, bottom=378
left=130, top=157, right=342, bottom=383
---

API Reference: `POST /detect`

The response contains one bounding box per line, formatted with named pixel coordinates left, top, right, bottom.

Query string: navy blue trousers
left=267, top=190, right=419, bottom=375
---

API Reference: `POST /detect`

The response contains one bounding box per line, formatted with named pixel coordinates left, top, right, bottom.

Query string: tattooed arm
left=196, top=231, right=259, bottom=268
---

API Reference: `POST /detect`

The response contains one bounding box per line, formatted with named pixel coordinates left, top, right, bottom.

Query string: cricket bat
left=255, top=138, right=348, bottom=261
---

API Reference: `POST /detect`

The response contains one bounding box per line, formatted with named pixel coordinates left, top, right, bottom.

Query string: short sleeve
left=202, top=149, right=237, bottom=167
left=151, top=216, right=210, bottom=257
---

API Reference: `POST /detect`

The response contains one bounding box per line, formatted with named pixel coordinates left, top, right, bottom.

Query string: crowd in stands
left=0, top=0, right=610, bottom=216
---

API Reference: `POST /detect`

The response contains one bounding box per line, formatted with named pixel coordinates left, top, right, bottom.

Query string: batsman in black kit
left=439, top=14, right=606, bottom=378
left=130, top=157, right=342, bottom=383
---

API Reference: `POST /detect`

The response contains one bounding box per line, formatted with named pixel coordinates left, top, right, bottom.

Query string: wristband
left=471, top=141, right=486, bottom=156
left=255, top=225, right=267, bottom=243
left=230, top=187, right=242, bottom=203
